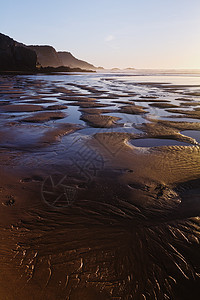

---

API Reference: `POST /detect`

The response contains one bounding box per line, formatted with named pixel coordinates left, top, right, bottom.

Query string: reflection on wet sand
left=0, top=73, right=200, bottom=299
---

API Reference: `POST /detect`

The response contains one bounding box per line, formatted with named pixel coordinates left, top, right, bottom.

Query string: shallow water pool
left=130, top=138, right=192, bottom=147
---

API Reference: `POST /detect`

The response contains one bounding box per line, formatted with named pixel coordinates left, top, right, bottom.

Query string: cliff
left=0, top=33, right=37, bottom=71
left=27, top=47, right=96, bottom=70
left=28, top=45, right=62, bottom=67
left=0, top=33, right=97, bottom=72
left=58, top=51, right=96, bottom=70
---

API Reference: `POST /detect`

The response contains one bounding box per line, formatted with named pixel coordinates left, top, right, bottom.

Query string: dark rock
left=3, top=195, right=15, bottom=206
left=20, top=175, right=43, bottom=183
left=0, top=33, right=37, bottom=71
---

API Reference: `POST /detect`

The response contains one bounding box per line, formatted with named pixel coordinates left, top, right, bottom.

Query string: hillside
left=28, top=45, right=62, bottom=67
left=58, top=51, right=96, bottom=70
left=0, top=33, right=97, bottom=71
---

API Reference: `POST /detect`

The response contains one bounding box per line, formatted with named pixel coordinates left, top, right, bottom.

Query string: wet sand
left=0, top=73, right=200, bottom=299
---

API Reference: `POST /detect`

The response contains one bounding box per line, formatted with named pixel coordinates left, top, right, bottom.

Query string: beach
left=0, top=70, right=200, bottom=299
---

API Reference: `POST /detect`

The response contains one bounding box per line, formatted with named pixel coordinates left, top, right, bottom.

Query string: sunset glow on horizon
left=1, top=0, right=200, bottom=69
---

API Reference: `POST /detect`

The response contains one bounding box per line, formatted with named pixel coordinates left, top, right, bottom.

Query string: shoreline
left=0, top=66, right=96, bottom=76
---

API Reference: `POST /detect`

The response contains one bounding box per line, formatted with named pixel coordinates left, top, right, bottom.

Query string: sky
left=1, top=0, right=200, bottom=69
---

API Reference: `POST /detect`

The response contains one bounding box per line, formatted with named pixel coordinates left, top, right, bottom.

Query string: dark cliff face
left=0, top=33, right=96, bottom=72
left=0, top=33, right=37, bottom=71
left=28, top=45, right=62, bottom=68
left=58, top=51, right=96, bottom=70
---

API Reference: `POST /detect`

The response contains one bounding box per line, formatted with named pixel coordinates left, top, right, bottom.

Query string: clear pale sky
left=1, top=0, right=200, bottom=69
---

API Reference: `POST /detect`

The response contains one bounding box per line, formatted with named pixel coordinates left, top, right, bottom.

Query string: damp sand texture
left=0, top=72, right=200, bottom=300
